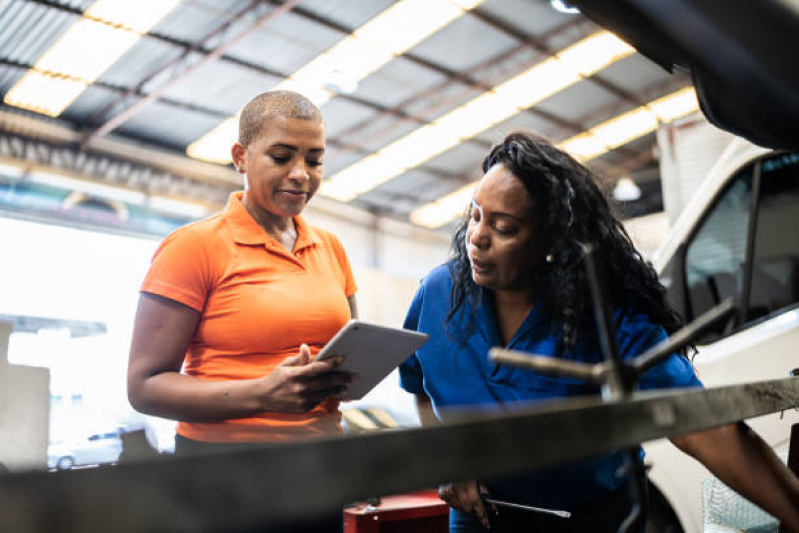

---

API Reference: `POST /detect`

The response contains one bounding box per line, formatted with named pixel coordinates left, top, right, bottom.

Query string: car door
left=649, top=151, right=799, bottom=532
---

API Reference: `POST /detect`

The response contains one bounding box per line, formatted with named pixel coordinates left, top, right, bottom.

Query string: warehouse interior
left=0, top=1, right=797, bottom=532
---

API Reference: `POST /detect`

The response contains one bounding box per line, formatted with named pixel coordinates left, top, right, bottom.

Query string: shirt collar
left=223, top=191, right=322, bottom=251
left=475, top=288, right=551, bottom=347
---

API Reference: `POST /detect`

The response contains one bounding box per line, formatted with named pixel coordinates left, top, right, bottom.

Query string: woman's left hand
left=439, top=480, right=495, bottom=529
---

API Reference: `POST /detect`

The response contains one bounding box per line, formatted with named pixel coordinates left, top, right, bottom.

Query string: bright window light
left=649, top=87, right=698, bottom=121
left=35, top=19, right=140, bottom=82
left=4, top=72, right=88, bottom=117
left=320, top=31, right=634, bottom=202
left=29, top=171, right=147, bottom=205
left=560, top=87, right=699, bottom=161
left=590, top=107, right=658, bottom=149
left=410, top=182, right=477, bottom=228
left=556, top=31, right=632, bottom=76
left=3, top=0, right=179, bottom=117
left=86, top=0, right=181, bottom=33
left=186, top=117, right=240, bottom=166
left=147, top=196, right=212, bottom=219
left=410, top=87, right=698, bottom=229
left=0, top=162, right=24, bottom=179
left=557, top=133, right=607, bottom=160
left=187, top=0, right=486, bottom=164
left=354, top=0, right=464, bottom=55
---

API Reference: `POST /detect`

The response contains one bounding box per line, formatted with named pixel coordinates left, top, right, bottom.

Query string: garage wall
left=0, top=321, right=50, bottom=471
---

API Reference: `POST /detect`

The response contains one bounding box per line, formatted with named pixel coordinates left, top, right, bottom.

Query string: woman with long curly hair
left=399, top=131, right=799, bottom=532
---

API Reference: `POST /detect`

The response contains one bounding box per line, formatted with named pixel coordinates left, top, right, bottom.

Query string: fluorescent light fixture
left=186, top=117, right=240, bottom=165
left=321, top=31, right=634, bottom=202
left=29, top=170, right=147, bottom=205
left=612, top=176, right=641, bottom=202
left=560, top=87, right=698, bottom=160
left=410, top=87, right=698, bottom=229
left=550, top=0, right=581, bottom=15
left=187, top=0, right=486, bottom=164
left=410, top=182, right=477, bottom=228
left=0, top=162, right=25, bottom=179
left=147, top=196, right=212, bottom=219
left=649, top=87, right=699, bottom=121
left=5, top=72, right=89, bottom=118
left=3, top=0, right=179, bottom=117
left=85, top=0, right=181, bottom=33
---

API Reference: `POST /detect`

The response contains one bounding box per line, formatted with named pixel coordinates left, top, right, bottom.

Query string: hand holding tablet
left=314, top=320, right=428, bottom=400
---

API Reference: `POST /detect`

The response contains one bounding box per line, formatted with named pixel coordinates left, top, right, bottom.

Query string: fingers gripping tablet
left=314, top=320, right=428, bottom=400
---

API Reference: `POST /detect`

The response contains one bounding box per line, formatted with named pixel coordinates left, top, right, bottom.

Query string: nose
left=468, top=218, right=490, bottom=249
left=287, top=159, right=310, bottom=183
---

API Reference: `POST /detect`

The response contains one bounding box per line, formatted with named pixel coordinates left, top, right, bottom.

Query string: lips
left=278, top=190, right=308, bottom=200
left=470, top=256, right=494, bottom=274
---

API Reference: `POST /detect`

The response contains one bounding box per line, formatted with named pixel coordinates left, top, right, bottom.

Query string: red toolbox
left=344, top=490, right=449, bottom=533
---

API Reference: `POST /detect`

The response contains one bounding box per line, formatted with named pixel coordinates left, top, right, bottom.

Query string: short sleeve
left=399, top=281, right=425, bottom=395
left=141, top=226, right=214, bottom=312
left=617, top=312, right=703, bottom=391
left=328, top=234, right=357, bottom=297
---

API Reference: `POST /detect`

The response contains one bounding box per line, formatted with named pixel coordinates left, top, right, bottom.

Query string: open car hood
left=570, top=0, right=799, bottom=149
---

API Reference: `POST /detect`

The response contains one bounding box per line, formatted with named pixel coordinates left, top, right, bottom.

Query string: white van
left=643, top=140, right=799, bottom=532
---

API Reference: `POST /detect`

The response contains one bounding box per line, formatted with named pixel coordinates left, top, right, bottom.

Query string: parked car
left=47, top=429, right=123, bottom=470
left=643, top=142, right=799, bottom=532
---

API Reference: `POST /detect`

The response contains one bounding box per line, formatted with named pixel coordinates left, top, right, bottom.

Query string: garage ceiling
left=0, top=0, right=693, bottom=234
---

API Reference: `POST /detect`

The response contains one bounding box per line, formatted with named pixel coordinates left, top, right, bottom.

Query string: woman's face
left=232, top=115, right=325, bottom=219
left=466, top=163, right=544, bottom=292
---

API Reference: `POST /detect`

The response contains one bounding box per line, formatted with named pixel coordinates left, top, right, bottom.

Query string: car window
left=684, top=165, right=754, bottom=342
left=748, top=153, right=799, bottom=321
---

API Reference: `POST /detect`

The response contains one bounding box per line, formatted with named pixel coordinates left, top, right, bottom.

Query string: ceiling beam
left=81, top=0, right=305, bottom=147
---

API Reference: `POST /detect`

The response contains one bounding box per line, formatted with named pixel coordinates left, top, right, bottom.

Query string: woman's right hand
left=259, top=344, right=354, bottom=413
left=439, top=480, right=494, bottom=529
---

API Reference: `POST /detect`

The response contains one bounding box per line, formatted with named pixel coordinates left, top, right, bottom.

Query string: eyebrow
left=269, top=143, right=325, bottom=153
left=472, top=199, right=523, bottom=221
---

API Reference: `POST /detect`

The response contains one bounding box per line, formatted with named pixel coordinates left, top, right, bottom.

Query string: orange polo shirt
left=141, top=192, right=357, bottom=443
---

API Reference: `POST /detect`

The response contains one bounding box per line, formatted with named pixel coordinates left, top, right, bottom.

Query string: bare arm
left=671, top=422, right=799, bottom=532
left=414, top=393, right=439, bottom=427
left=127, top=293, right=353, bottom=422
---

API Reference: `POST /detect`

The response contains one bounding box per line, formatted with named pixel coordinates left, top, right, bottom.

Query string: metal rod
left=582, top=243, right=628, bottom=399
left=631, top=298, right=736, bottom=376
left=489, top=347, right=606, bottom=384
left=1, top=378, right=797, bottom=532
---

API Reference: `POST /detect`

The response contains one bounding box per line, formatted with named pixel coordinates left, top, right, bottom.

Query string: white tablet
left=314, top=320, right=428, bottom=400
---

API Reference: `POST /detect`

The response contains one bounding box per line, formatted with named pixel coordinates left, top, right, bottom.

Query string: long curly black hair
left=447, top=131, right=685, bottom=355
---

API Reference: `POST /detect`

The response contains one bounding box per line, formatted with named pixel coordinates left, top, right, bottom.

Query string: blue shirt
left=399, top=264, right=702, bottom=509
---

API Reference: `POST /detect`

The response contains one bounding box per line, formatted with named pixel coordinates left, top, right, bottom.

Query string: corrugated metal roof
left=351, top=56, right=449, bottom=109
left=482, top=0, right=575, bottom=37
left=296, top=0, right=394, bottom=31
left=0, top=65, right=25, bottom=96
left=536, top=79, right=620, bottom=124
left=337, top=113, right=425, bottom=153
left=320, top=98, right=379, bottom=138
left=117, top=99, right=225, bottom=150
left=409, top=12, right=519, bottom=72
left=477, top=109, right=572, bottom=146
left=0, top=0, right=693, bottom=226
left=152, top=0, right=246, bottom=46
left=158, top=55, right=282, bottom=116
left=0, top=0, right=78, bottom=66
left=61, top=83, right=123, bottom=124
left=598, top=54, right=674, bottom=94
left=224, top=10, right=346, bottom=75
left=98, top=36, right=186, bottom=92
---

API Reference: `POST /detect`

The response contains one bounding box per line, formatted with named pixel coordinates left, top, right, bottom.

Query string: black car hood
left=571, top=0, right=799, bottom=149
